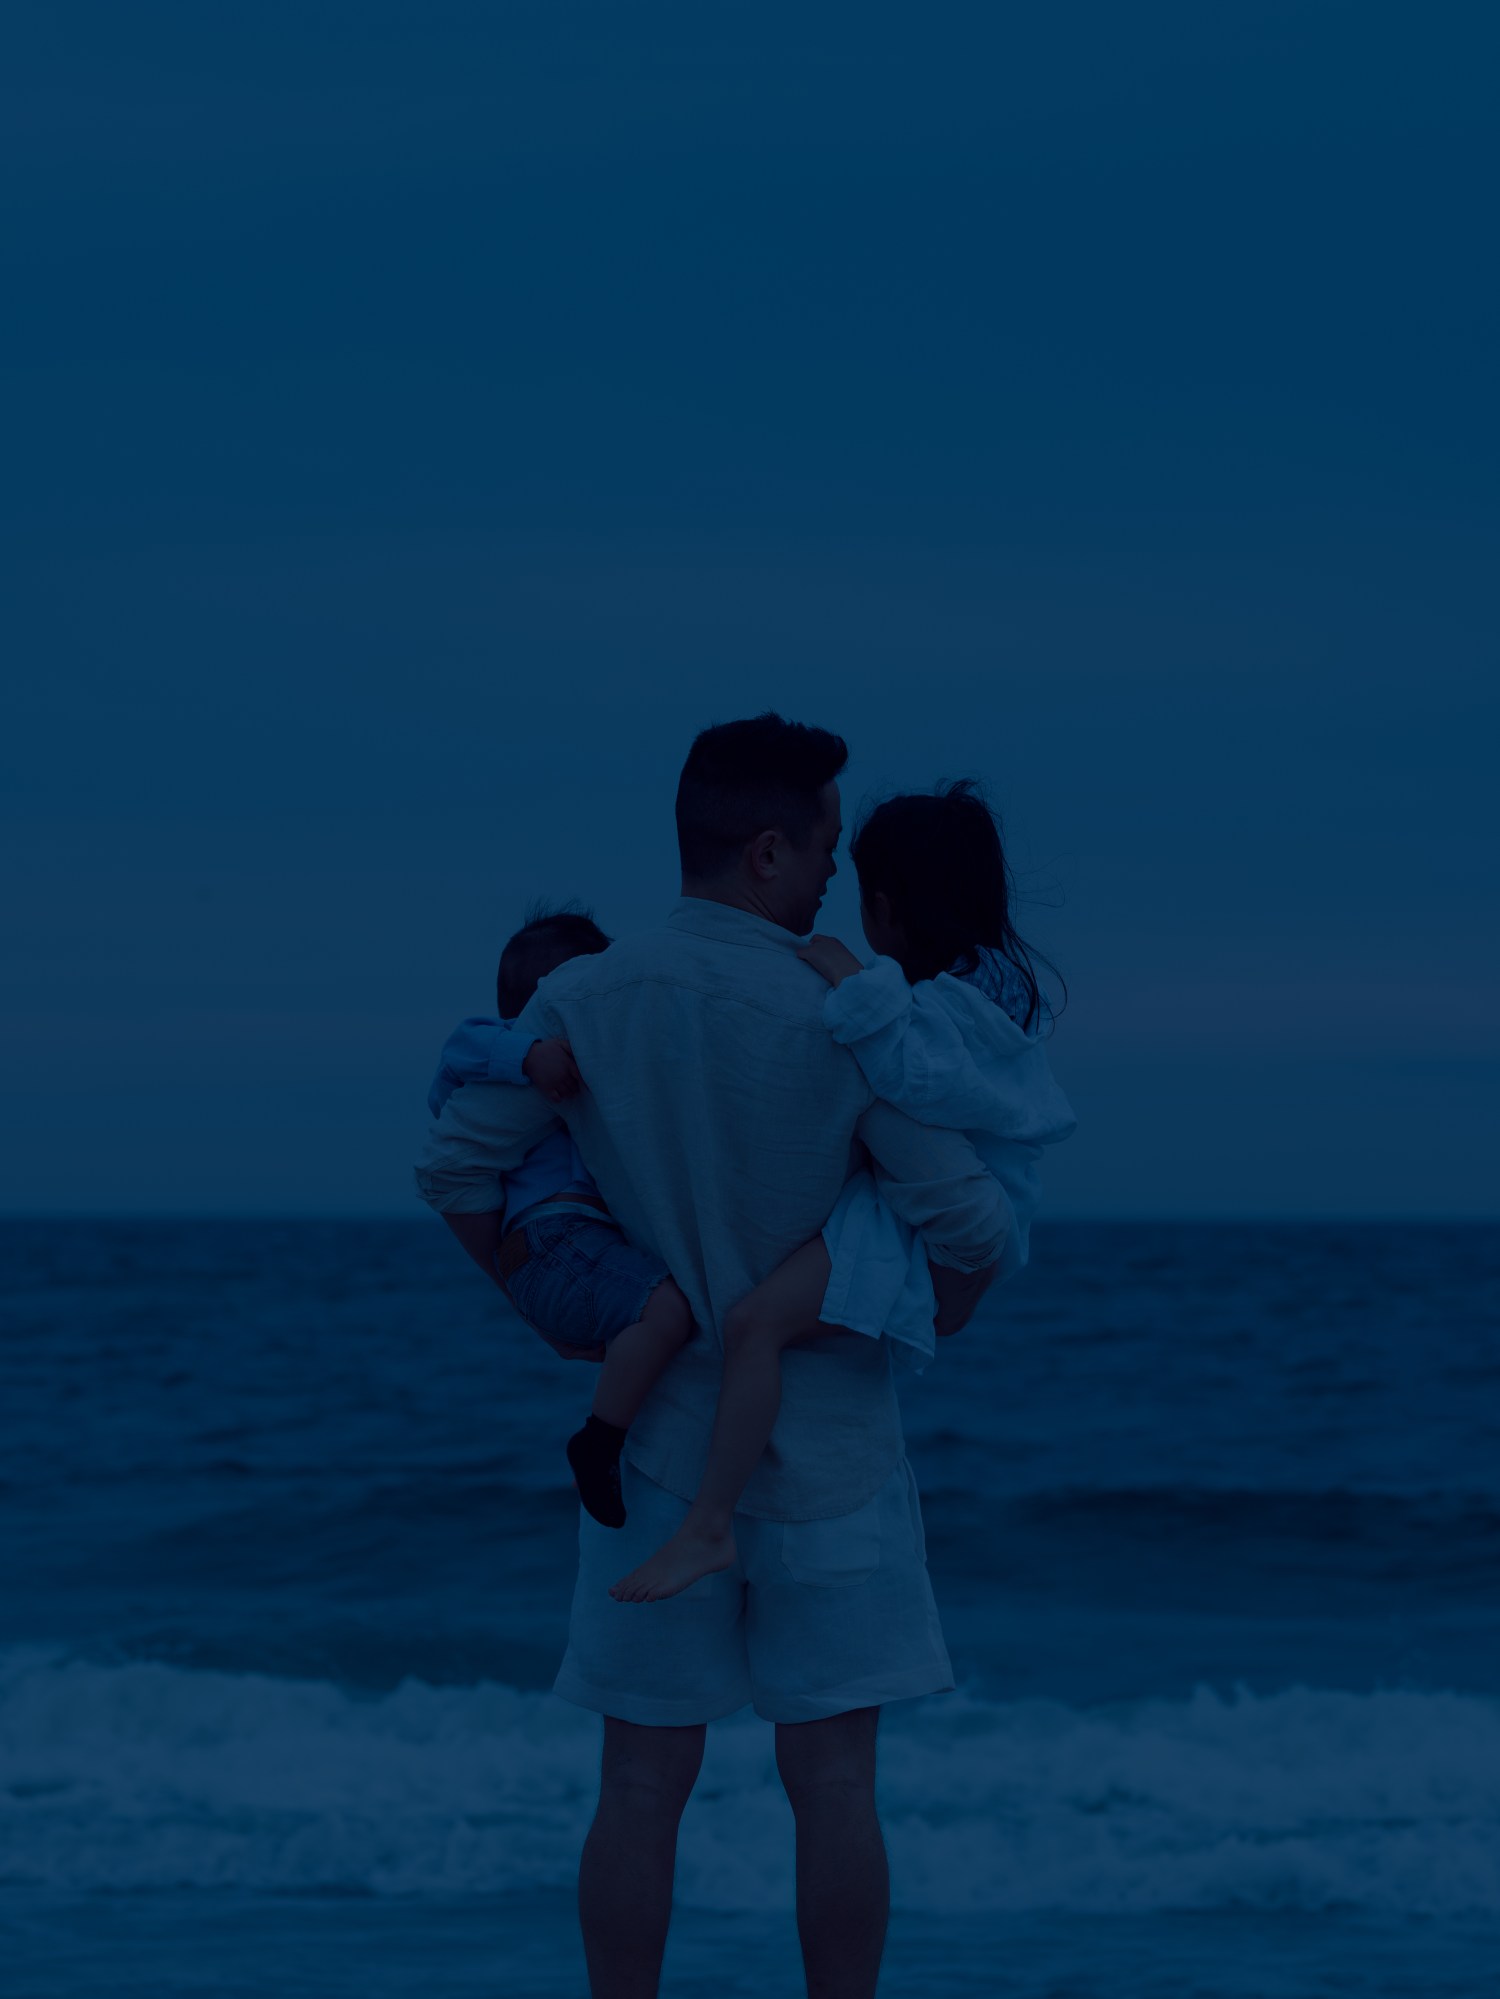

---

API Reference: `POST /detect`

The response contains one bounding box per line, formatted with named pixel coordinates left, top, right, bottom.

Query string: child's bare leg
left=568, top=1279, right=692, bottom=1529
left=592, top=1280, right=695, bottom=1428
left=609, top=1239, right=833, bottom=1603
left=686, top=1244, right=832, bottom=1527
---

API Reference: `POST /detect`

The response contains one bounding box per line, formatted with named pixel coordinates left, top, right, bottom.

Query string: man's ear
left=746, top=829, right=779, bottom=880
left=872, top=889, right=894, bottom=925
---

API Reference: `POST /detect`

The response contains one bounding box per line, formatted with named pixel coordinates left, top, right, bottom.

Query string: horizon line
left=3, top=1211, right=1496, bottom=1227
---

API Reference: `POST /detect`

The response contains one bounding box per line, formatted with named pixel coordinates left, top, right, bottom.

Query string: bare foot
left=609, top=1524, right=736, bottom=1603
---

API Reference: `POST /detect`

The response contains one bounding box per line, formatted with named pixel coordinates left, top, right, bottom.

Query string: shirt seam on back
left=547, top=967, right=847, bottom=1034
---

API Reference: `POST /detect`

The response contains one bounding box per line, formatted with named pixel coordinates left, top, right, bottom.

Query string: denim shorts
left=499, top=1210, right=672, bottom=1362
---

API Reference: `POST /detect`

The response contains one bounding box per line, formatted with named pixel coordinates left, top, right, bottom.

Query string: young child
left=608, top=780, right=1077, bottom=1604
left=428, top=904, right=693, bottom=1529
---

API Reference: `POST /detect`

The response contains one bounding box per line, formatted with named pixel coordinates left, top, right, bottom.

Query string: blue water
left=1, top=1219, right=1497, bottom=1995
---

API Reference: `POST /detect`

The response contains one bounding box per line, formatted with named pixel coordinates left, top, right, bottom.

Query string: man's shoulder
left=541, top=922, right=830, bottom=1023
left=533, top=927, right=673, bottom=998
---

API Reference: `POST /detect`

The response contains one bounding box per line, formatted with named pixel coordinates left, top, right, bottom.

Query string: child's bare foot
left=610, top=1523, right=736, bottom=1603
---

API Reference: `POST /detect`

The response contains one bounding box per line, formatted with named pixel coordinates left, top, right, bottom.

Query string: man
left=415, top=713, right=1008, bottom=1999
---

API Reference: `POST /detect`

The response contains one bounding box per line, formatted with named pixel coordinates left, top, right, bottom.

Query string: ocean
left=1, top=1218, right=1497, bottom=1996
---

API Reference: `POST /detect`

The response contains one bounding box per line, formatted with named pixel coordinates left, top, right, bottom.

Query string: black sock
left=586, top=1412, right=627, bottom=1457
left=567, top=1415, right=628, bottom=1528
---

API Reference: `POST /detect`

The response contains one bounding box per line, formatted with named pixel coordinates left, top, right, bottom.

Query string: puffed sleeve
left=827, top=964, right=1076, bottom=1146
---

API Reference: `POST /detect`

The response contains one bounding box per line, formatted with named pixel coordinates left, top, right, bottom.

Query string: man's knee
left=600, top=1716, right=706, bottom=1819
left=774, top=1708, right=879, bottom=1813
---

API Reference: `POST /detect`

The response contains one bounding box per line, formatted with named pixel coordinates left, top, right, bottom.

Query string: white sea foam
left=2, top=1648, right=1497, bottom=1914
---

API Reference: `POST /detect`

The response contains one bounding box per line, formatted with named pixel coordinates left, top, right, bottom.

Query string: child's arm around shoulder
left=797, top=939, right=947, bottom=1115
left=427, top=1017, right=582, bottom=1117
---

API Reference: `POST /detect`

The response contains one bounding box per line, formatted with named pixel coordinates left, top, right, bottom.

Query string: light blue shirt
left=415, top=898, right=1011, bottom=1520
left=427, top=1017, right=599, bottom=1227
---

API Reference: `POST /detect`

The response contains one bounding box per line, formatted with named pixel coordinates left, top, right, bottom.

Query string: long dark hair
left=849, top=779, right=1066, bottom=1032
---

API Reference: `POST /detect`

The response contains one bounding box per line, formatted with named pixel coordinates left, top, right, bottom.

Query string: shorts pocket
left=529, top=1214, right=606, bottom=1278
left=779, top=1489, right=884, bottom=1587
left=507, top=1238, right=600, bottom=1350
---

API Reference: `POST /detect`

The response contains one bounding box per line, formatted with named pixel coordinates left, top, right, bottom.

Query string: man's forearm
left=414, top=1069, right=562, bottom=1216
left=857, top=1101, right=1010, bottom=1272
left=443, top=1210, right=506, bottom=1288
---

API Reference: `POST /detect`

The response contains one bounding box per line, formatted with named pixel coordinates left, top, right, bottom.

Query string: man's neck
left=679, top=877, right=790, bottom=930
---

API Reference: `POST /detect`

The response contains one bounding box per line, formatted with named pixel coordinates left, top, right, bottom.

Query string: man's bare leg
left=776, top=1706, right=888, bottom=1999
left=568, top=1280, right=694, bottom=1527
left=578, top=1715, right=707, bottom=1999
left=609, top=1239, right=832, bottom=1603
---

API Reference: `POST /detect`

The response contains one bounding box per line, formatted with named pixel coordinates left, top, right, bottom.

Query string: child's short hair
left=497, top=900, right=611, bottom=1018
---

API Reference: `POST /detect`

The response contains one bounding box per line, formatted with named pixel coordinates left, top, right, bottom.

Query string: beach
left=2, top=1218, right=1496, bottom=1994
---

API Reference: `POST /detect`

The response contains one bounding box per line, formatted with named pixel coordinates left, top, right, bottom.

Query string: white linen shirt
left=413, top=897, right=1011, bottom=1521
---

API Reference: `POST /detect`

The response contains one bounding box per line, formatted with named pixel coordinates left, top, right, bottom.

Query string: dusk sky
left=4, top=5, right=1496, bottom=1217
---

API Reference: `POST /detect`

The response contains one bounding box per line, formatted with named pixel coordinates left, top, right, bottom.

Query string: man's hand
left=797, top=933, right=866, bottom=987
left=523, top=1037, right=583, bottom=1103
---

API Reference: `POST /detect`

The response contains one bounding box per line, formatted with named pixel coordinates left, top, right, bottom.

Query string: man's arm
left=413, top=1073, right=562, bottom=1214
left=854, top=1100, right=1010, bottom=1336
left=856, top=1094, right=1010, bottom=1264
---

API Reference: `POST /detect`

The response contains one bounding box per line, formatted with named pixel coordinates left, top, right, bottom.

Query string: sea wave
left=1, top=1648, right=1497, bottom=1914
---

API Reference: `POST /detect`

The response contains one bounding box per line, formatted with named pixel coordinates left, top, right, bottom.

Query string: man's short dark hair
left=675, top=713, right=849, bottom=879
left=497, top=900, right=611, bottom=1018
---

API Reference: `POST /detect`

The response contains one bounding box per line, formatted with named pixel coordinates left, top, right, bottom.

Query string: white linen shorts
left=552, top=1452, right=955, bottom=1726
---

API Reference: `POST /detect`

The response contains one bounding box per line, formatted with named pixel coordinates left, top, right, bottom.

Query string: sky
left=3, top=3, right=1496, bottom=1218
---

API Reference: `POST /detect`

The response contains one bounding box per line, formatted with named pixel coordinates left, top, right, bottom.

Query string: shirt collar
left=665, top=895, right=807, bottom=954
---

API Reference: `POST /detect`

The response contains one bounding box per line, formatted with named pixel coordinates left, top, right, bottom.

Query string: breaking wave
left=2, top=1648, right=1497, bottom=1914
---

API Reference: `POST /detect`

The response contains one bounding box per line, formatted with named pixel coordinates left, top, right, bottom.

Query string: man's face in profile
left=779, top=781, right=842, bottom=935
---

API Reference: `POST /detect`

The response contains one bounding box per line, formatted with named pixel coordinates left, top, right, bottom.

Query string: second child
left=428, top=905, right=694, bottom=1529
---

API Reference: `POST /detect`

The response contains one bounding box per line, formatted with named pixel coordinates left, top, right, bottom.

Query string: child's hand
left=797, top=934, right=865, bottom=987
left=523, top=1037, right=583, bottom=1103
